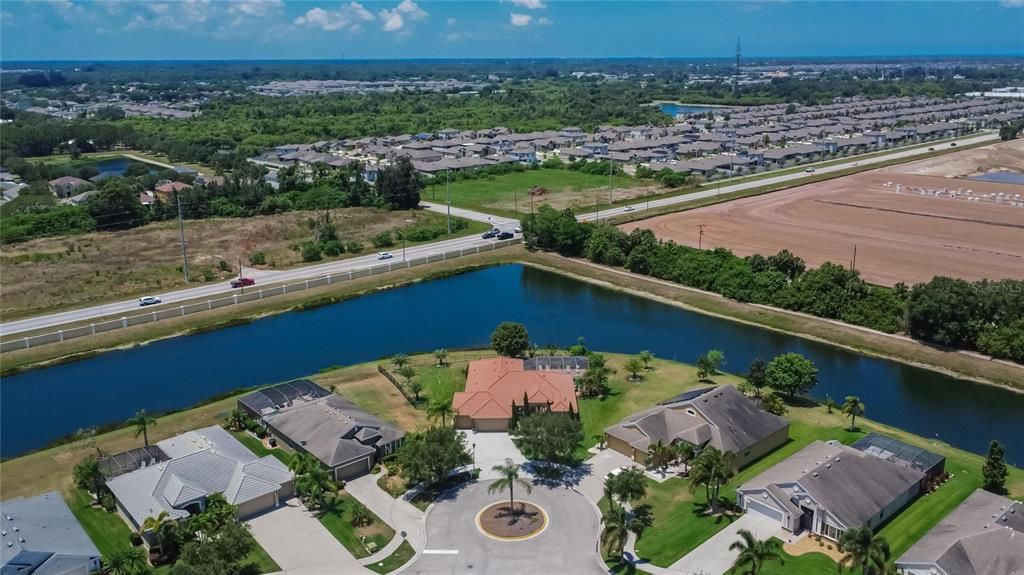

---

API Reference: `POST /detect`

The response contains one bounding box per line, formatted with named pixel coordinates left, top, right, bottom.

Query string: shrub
left=130, top=532, right=143, bottom=546
left=372, top=231, right=394, bottom=248
left=100, top=491, right=116, bottom=512
left=346, top=241, right=363, bottom=253
left=301, top=242, right=322, bottom=262
left=249, top=251, right=267, bottom=265
left=217, top=259, right=231, bottom=272
left=322, top=240, right=344, bottom=256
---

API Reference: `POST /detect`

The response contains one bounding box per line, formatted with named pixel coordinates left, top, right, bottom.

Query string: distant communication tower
left=733, top=37, right=742, bottom=96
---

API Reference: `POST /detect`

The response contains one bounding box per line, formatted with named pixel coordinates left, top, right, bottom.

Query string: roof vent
left=812, top=472, right=818, bottom=477
left=18, top=538, right=24, bottom=543
left=825, top=464, right=832, bottom=469
left=6, top=542, right=11, bottom=548
left=12, top=526, right=18, bottom=532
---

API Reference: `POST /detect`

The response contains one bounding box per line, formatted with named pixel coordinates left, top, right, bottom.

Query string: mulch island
left=478, top=501, right=546, bottom=539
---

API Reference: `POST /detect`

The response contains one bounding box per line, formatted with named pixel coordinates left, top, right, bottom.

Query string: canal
left=2, top=265, right=1021, bottom=462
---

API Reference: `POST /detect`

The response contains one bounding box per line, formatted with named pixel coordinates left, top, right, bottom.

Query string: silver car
left=138, top=296, right=161, bottom=306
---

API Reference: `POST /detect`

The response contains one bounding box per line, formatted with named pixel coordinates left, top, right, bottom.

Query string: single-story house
left=105, top=425, right=293, bottom=535
left=522, top=355, right=589, bottom=378
left=47, top=176, right=90, bottom=199
left=1, top=491, right=101, bottom=574
left=736, top=439, right=930, bottom=542
left=895, top=489, right=1024, bottom=575
left=604, top=386, right=789, bottom=469
left=153, top=181, right=192, bottom=201
left=453, top=357, right=578, bottom=432
left=241, top=381, right=404, bottom=481
left=850, top=432, right=946, bottom=480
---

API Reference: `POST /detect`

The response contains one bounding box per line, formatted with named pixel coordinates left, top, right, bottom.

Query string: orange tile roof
left=453, top=357, right=577, bottom=420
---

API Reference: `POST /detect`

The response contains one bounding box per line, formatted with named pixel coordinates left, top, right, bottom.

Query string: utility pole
left=697, top=224, right=706, bottom=250
left=608, top=158, right=613, bottom=207
left=238, top=257, right=244, bottom=294
left=175, top=190, right=189, bottom=284
left=445, top=168, right=451, bottom=235
left=851, top=244, right=857, bottom=271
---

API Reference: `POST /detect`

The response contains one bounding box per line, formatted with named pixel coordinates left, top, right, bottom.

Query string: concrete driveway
left=404, top=479, right=605, bottom=575
left=578, top=448, right=634, bottom=502
left=247, top=499, right=370, bottom=575
left=668, top=512, right=781, bottom=575
left=460, top=431, right=525, bottom=480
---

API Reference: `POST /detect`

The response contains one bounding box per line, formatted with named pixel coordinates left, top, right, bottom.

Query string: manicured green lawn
left=759, top=551, right=838, bottom=575
left=423, top=168, right=645, bottom=218
left=366, top=540, right=416, bottom=574
left=243, top=545, right=282, bottom=574
left=317, top=492, right=395, bottom=558
left=414, top=364, right=466, bottom=406
left=230, top=430, right=292, bottom=466
left=66, top=489, right=135, bottom=558
left=605, top=559, right=656, bottom=575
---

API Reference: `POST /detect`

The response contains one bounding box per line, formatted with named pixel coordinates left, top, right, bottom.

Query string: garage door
left=745, top=499, right=784, bottom=523
left=334, top=457, right=371, bottom=481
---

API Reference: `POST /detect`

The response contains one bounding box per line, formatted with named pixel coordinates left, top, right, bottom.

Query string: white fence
left=1, top=237, right=522, bottom=353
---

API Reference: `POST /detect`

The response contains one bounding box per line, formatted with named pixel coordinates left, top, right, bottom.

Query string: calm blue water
left=2, top=265, right=1021, bottom=463
left=966, top=171, right=1024, bottom=186
left=658, top=103, right=719, bottom=117
left=94, top=157, right=158, bottom=177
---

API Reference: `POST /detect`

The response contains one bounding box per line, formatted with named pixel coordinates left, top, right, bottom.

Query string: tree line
left=521, top=206, right=1024, bottom=363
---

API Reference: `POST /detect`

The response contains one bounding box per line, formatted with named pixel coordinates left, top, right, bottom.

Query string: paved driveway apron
left=247, top=499, right=370, bottom=575
left=668, top=512, right=781, bottom=575
left=460, top=431, right=526, bottom=479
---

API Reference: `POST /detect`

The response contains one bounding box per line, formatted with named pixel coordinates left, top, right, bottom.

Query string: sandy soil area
left=622, top=169, right=1024, bottom=287
left=880, top=138, right=1024, bottom=178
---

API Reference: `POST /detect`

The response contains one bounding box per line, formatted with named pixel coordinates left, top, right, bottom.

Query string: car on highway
left=514, top=226, right=523, bottom=233
left=497, top=231, right=514, bottom=240
left=805, top=167, right=816, bottom=173
left=950, top=142, right=957, bottom=147
left=138, top=296, right=162, bottom=306
left=230, top=277, right=255, bottom=288
left=377, top=252, right=393, bottom=260
left=928, top=147, right=935, bottom=151
left=623, top=205, right=635, bottom=212
left=482, top=230, right=498, bottom=239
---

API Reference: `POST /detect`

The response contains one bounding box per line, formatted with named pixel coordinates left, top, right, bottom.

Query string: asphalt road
left=0, top=132, right=996, bottom=337
left=579, top=132, right=1000, bottom=222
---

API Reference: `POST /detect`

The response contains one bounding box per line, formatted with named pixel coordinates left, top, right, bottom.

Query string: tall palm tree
left=391, top=353, right=409, bottom=369
left=648, top=440, right=676, bottom=474
left=838, top=527, right=891, bottom=575
left=728, top=529, right=785, bottom=575
left=638, top=350, right=655, bottom=371
left=488, top=458, right=532, bottom=520
left=433, top=348, right=449, bottom=367
left=141, top=510, right=172, bottom=535
left=105, top=546, right=147, bottom=575
left=426, top=398, right=454, bottom=426
left=842, top=396, right=865, bottom=431
left=224, top=408, right=248, bottom=432
left=128, top=409, right=157, bottom=446
left=623, top=357, right=645, bottom=381
left=289, top=452, right=322, bottom=476
left=601, top=503, right=630, bottom=560
left=689, top=447, right=735, bottom=510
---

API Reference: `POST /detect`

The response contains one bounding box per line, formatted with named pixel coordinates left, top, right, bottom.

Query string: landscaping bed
left=477, top=501, right=546, bottom=539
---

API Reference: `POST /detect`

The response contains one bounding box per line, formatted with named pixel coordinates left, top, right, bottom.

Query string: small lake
left=93, top=157, right=159, bottom=178
left=1, top=265, right=1021, bottom=463
left=966, top=171, right=1024, bottom=186
left=658, top=103, right=720, bottom=117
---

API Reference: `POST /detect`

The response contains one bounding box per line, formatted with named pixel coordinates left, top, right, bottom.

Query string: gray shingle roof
left=897, top=489, right=1024, bottom=575
left=1, top=491, right=100, bottom=575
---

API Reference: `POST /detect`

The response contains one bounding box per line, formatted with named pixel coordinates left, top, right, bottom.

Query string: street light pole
left=445, top=168, right=451, bottom=235
left=175, top=190, right=189, bottom=284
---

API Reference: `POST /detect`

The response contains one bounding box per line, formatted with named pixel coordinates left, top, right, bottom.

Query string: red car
left=231, top=277, right=255, bottom=288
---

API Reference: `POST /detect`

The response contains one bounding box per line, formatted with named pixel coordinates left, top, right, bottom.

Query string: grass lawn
left=243, top=544, right=282, bottom=574
left=66, top=489, right=135, bottom=558
left=366, top=540, right=416, bottom=574
left=230, top=430, right=293, bottom=466
left=424, top=168, right=647, bottom=218
left=758, top=551, right=837, bottom=575
left=317, top=492, right=395, bottom=558
left=605, top=559, right=656, bottom=575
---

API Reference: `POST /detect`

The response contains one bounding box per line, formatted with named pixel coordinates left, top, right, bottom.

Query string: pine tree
left=982, top=440, right=1008, bottom=494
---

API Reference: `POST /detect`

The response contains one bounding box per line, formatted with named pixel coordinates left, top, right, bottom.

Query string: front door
left=798, top=506, right=814, bottom=533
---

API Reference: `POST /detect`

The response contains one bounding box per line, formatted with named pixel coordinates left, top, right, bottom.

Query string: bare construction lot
left=623, top=146, right=1024, bottom=287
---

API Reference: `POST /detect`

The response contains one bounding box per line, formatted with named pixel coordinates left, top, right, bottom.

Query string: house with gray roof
left=1, top=491, right=101, bottom=575
left=604, top=386, right=789, bottom=469
left=736, top=439, right=929, bottom=542
left=241, top=383, right=404, bottom=481
left=895, top=489, right=1024, bottom=575
left=105, top=426, right=292, bottom=535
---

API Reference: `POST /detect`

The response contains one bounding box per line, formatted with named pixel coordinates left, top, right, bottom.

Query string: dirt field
left=0, top=208, right=458, bottom=319
left=623, top=166, right=1024, bottom=287
left=883, top=138, right=1024, bottom=178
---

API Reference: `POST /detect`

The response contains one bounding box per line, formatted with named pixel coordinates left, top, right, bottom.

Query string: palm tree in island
left=842, top=396, right=865, bottom=431
left=728, top=528, right=785, bottom=575
left=488, top=458, right=532, bottom=520
left=427, top=398, right=454, bottom=427
left=129, top=409, right=157, bottom=446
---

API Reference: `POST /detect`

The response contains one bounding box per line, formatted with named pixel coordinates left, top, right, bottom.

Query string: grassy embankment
left=6, top=352, right=1018, bottom=575
left=0, top=208, right=487, bottom=321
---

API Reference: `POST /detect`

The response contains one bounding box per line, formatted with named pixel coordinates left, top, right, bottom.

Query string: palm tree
left=606, top=467, right=647, bottom=506
left=838, top=527, right=891, bottom=575
left=141, top=510, right=172, bottom=535
left=824, top=394, right=837, bottom=414
left=433, top=348, right=449, bottom=367
left=601, top=503, right=631, bottom=560
left=648, top=440, right=676, bottom=475
left=728, top=529, right=785, bottom=575
left=128, top=409, right=157, bottom=446
left=105, top=546, right=147, bottom=575
left=487, top=458, right=532, bottom=521
left=688, top=447, right=735, bottom=511
left=397, top=365, right=417, bottom=384
left=842, top=396, right=865, bottom=431
left=289, top=452, right=321, bottom=475
left=623, top=357, right=645, bottom=381
left=638, top=350, right=655, bottom=371
left=224, top=408, right=248, bottom=431
left=391, top=353, right=409, bottom=369
left=426, top=398, right=453, bottom=426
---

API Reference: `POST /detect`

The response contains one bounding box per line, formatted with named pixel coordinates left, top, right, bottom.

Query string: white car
left=623, top=205, right=635, bottom=212
left=376, top=252, right=393, bottom=260
left=138, top=296, right=161, bottom=306
left=514, top=227, right=523, bottom=234
left=805, top=167, right=816, bottom=173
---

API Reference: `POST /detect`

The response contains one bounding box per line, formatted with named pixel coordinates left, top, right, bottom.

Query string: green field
left=422, top=168, right=647, bottom=218
left=366, top=540, right=416, bottom=574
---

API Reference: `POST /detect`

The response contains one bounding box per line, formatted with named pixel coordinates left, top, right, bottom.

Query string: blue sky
left=1, top=1, right=1022, bottom=61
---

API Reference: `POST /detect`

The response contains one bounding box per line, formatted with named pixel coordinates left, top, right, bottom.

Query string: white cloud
left=447, top=17, right=457, bottom=26
left=538, top=16, right=553, bottom=25
left=228, top=0, right=284, bottom=18
left=508, top=0, right=546, bottom=9
left=123, top=0, right=210, bottom=30
left=294, top=2, right=374, bottom=32
left=1000, top=0, right=1024, bottom=7
left=50, top=0, right=89, bottom=23
left=509, top=12, right=532, bottom=26
left=378, top=0, right=427, bottom=33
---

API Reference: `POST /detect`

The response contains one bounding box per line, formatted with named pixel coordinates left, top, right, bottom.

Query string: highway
left=579, top=132, right=1000, bottom=221
left=0, top=131, right=997, bottom=337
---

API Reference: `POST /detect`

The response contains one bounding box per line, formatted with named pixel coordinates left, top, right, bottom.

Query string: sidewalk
left=344, top=472, right=427, bottom=566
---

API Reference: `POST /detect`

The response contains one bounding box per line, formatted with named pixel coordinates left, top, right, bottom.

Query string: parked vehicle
left=138, top=296, right=161, bottom=306
left=482, top=230, right=498, bottom=239
left=377, top=252, right=393, bottom=260
left=513, top=227, right=523, bottom=234
left=497, top=231, right=514, bottom=240
left=231, top=278, right=255, bottom=288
